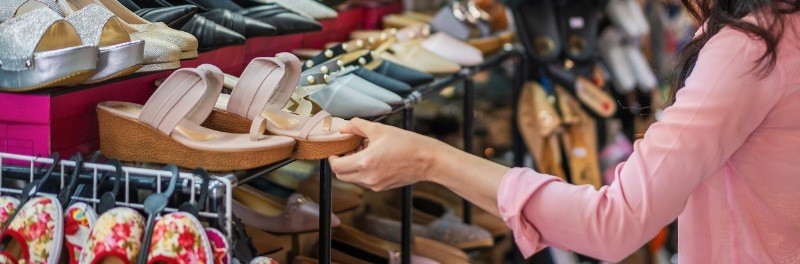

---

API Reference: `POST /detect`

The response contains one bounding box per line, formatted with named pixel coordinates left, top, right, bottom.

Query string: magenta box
left=0, top=45, right=246, bottom=158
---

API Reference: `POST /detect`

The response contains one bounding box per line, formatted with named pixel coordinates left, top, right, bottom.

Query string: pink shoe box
left=0, top=46, right=247, bottom=159
left=360, top=2, right=403, bottom=30
left=244, top=34, right=305, bottom=74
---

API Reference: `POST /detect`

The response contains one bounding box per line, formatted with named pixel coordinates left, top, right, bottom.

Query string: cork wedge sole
left=97, top=107, right=294, bottom=171
left=202, top=110, right=362, bottom=160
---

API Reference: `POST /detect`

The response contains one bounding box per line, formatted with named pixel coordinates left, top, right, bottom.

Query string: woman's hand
left=328, top=118, right=447, bottom=191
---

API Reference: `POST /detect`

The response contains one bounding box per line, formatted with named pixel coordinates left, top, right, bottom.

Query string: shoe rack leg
left=319, top=160, right=333, bottom=264
left=462, top=76, right=474, bottom=225
left=401, top=107, right=415, bottom=264
left=512, top=57, right=529, bottom=168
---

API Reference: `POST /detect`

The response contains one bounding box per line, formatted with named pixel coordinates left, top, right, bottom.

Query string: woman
left=329, top=0, right=800, bottom=262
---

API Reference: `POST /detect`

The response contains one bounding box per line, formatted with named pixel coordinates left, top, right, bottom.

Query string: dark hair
left=670, top=0, right=800, bottom=105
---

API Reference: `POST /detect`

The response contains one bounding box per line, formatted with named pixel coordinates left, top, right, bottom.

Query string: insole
left=233, top=189, right=283, bottom=217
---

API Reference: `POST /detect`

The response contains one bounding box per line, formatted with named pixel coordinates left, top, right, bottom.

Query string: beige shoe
left=557, top=86, right=602, bottom=189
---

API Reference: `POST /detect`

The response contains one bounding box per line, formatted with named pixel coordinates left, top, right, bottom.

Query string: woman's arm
left=330, top=26, right=785, bottom=261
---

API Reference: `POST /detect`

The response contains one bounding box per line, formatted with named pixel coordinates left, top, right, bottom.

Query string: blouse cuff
left=497, top=167, right=562, bottom=257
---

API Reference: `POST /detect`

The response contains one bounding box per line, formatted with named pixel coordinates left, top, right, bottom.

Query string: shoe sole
left=97, top=107, right=294, bottom=171
left=82, top=65, right=142, bottom=85
left=202, top=110, right=363, bottom=160
left=181, top=50, right=199, bottom=60
left=136, top=61, right=182, bottom=73
left=0, top=70, right=95, bottom=92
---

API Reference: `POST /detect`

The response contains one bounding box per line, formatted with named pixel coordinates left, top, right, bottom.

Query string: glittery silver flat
left=63, top=4, right=145, bottom=83
left=0, top=5, right=98, bottom=91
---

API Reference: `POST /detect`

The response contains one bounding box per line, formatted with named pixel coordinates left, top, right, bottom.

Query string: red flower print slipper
left=0, top=196, right=64, bottom=264
left=0, top=197, right=20, bottom=231
left=64, top=202, right=97, bottom=264
left=205, top=228, right=230, bottom=264
left=146, top=212, right=213, bottom=264
left=79, top=207, right=145, bottom=264
left=250, top=256, right=279, bottom=264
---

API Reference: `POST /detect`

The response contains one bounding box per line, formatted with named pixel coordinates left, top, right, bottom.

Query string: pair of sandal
left=97, top=53, right=361, bottom=171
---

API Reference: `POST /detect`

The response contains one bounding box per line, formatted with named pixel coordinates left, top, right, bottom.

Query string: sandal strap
left=0, top=8, right=63, bottom=71
left=188, top=64, right=225, bottom=124
left=138, top=68, right=212, bottom=135
left=249, top=114, right=268, bottom=141
left=63, top=4, right=116, bottom=46
left=298, top=111, right=332, bottom=139
left=0, top=0, right=28, bottom=22
left=229, top=57, right=286, bottom=120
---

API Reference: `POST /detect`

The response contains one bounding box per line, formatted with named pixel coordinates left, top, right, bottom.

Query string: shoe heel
left=97, top=106, right=294, bottom=171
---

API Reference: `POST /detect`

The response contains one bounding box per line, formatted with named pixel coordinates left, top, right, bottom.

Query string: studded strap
left=0, top=8, right=64, bottom=71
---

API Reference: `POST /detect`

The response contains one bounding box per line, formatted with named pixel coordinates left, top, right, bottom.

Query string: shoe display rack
left=0, top=152, right=235, bottom=239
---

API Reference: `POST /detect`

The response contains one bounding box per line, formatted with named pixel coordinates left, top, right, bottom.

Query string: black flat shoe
left=511, top=0, right=561, bottom=63
left=200, top=9, right=278, bottom=37
left=370, top=60, right=434, bottom=87
left=120, top=0, right=198, bottom=29
left=159, top=0, right=321, bottom=34
left=352, top=68, right=412, bottom=96
left=235, top=3, right=321, bottom=35
left=180, top=14, right=246, bottom=51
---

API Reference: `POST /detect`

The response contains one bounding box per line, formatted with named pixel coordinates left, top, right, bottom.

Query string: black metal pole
left=319, top=160, right=332, bottom=264
left=512, top=57, right=527, bottom=168
left=401, top=107, right=414, bottom=264
left=462, top=75, right=474, bottom=225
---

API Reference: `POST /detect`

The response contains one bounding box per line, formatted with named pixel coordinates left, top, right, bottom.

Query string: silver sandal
left=0, top=2, right=97, bottom=91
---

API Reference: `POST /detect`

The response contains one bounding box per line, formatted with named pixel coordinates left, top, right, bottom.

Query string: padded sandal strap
left=139, top=68, right=210, bottom=135
left=188, top=64, right=225, bottom=124
left=63, top=4, right=115, bottom=45
left=229, top=57, right=286, bottom=120
left=298, top=111, right=332, bottom=139
left=0, top=8, right=64, bottom=71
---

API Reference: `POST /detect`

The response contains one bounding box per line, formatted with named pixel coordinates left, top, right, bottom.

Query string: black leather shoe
left=181, top=14, right=246, bottom=51
left=120, top=0, right=198, bottom=29
left=371, top=61, right=434, bottom=87
left=134, top=6, right=198, bottom=29
left=200, top=9, right=278, bottom=37
left=162, top=0, right=321, bottom=34
left=352, top=68, right=413, bottom=96
left=238, top=4, right=320, bottom=35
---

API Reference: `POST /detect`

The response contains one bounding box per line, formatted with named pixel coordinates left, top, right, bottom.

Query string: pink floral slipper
left=0, top=196, right=63, bottom=264
left=79, top=207, right=145, bottom=264
left=0, top=197, right=20, bottom=231
left=146, top=212, right=213, bottom=264
left=205, top=228, right=230, bottom=264
left=65, top=202, right=97, bottom=264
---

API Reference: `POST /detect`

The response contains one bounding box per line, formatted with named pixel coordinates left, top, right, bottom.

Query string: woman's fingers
left=338, top=118, right=379, bottom=137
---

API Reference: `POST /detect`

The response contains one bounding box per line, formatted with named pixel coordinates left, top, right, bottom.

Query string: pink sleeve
left=498, top=27, right=786, bottom=261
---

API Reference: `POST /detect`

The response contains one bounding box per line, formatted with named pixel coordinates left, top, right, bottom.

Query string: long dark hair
left=670, top=0, right=800, bottom=105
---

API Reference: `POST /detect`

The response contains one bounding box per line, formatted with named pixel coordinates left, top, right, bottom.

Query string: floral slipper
left=146, top=212, right=213, bottom=264
left=250, top=256, right=279, bottom=264
left=64, top=202, right=97, bottom=264
left=79, top=207, right=145, bottom=264
left=205, top=228, right=230, bottom=264
left=0, top=197, right=20, bottom=231
left=0, top=196, right=63, bottom=264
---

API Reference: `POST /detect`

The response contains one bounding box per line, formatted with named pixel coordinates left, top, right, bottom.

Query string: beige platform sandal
left=203, top=53, right=362, bottom=160
left=516, top=81, right=567, bottom=180
left=97, top=65, right=296, bottom=171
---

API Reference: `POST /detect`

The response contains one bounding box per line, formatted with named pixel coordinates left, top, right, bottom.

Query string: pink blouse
left=499, top=17, right=800, bottom=263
